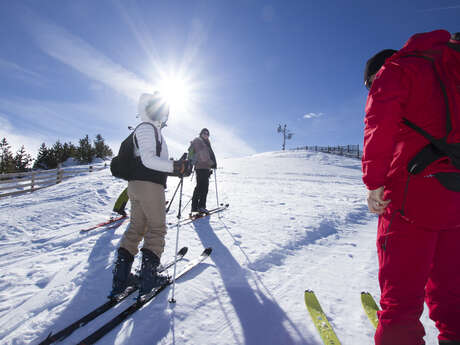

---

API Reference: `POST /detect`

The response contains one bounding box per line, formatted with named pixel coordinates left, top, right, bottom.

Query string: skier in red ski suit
left=362, top=30, right=460, bottom=345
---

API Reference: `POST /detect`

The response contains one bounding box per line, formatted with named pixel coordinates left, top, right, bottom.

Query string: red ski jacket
left=362, top=30, right=460, bottom=229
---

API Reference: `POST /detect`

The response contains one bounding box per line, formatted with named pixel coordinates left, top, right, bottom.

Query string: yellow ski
left=304, top=290, right=341, bottom=345
left=360, top=291, right=379, bottom=329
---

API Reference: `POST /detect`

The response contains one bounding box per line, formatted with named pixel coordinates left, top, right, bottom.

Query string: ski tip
left=203, top=247, right=212, bottom=256
left=178, top=247, right=188, bottom=256
left=39, top=331, right=53, bottom=344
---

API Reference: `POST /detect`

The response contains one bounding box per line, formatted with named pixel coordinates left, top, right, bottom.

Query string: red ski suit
left=362, top=30, right=460, bottom=345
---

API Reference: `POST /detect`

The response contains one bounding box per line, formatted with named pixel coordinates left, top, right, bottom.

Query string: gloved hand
left=208, top=170, right=213, bottom=177
left=183, top=160, right=193, bottom=177
left=173, top=159, right=186, bottom=176
left=172, top=153, right=192, bottom=177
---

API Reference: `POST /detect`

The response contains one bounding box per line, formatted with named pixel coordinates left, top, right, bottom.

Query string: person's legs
left=129, top=181, right=167, bottom=297
left=111, top=182, right=147, bottom=296
left=119, top=181, right=148, bottom=256
left=426, top=227, right=460, bottom=342
left=140, top=182, right=166, bottom=259
left=196, top=169, right=210, bottom=209
left=119, top=180, right=167, bottom=257
left=375, top=212, right=438, bottom=345
left=191, top=172, right=200, bottom=212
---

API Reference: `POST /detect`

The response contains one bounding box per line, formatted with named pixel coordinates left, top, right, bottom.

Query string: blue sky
left=1, top=1, right=459, bottom=159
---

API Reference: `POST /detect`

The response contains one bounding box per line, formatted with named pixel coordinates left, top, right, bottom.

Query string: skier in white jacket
left=110, top=92, right=190, bottom=299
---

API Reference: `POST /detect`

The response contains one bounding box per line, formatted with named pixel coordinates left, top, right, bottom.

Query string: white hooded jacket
left=133, top=93, right=173, bottom=173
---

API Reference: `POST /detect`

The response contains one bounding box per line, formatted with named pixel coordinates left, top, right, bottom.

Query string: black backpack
left=110, top=123, right=162, bottom=181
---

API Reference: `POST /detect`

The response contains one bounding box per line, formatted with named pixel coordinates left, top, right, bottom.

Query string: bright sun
left=157, top=75, right=192, bottom=114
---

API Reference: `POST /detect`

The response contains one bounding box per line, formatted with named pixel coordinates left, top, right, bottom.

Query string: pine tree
left=0, top=138, right=14, bottom=174
left=76, top=135, right=94, bottom=164
left=93, top=134, right=113, bottom=159
left=63, top=142, right=77, bottom=161
left=34, top=143, right=50, bottom=169
left=14, top=145, right=33, bottom=172
left=51, top=140, right=64, bottom=167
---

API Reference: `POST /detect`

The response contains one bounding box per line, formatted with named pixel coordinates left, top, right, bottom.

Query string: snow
left=0, top=150, right=438, bottom=345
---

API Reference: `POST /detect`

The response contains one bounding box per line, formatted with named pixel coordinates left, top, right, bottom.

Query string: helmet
left=138, top=92, right=169, bottom=125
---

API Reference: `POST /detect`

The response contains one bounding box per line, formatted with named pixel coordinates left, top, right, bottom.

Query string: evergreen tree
left=63, top=142, right=77, bottom=161
left=0, top=137, right=14, bottom=173
left=76, top=135, right=94, bottom=164
left=51, top=140, right=64, bottom=167
left=34, top=143, right=50, bottom=169
left=93, top=134, right=113, bottom=159
left=14, top=145, right=33, bottom=172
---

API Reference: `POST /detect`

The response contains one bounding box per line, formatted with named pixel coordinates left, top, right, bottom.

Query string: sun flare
left=157, top=74, right=192, bottom=114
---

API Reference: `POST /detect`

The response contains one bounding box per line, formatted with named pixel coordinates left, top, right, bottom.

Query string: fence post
left=57, top=164, right=63, bottom=184
left=89, top=165, right=93, bottom=173
left=31, top=172, right=35, bottom=192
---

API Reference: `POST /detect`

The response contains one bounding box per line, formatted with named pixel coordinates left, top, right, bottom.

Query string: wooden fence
left=292, top=145, right=362, bottom=159
left=0, top=164, right=107, bottom=198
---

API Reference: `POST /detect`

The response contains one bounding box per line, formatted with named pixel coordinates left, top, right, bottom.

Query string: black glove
left=208, top=170, right=213, bottom=177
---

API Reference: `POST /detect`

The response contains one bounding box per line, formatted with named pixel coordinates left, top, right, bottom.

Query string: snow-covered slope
left=0, top=150, right=438, bottom=344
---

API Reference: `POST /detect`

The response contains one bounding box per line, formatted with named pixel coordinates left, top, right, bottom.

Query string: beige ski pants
left=119, top=180, right=166, bottom=258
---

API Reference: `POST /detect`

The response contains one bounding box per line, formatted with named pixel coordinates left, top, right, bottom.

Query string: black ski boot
left=138, top=248, right=169, bottom=299
left=109, top=247, right=134, bottom=298
left=198, top=207, right=209, bottom=215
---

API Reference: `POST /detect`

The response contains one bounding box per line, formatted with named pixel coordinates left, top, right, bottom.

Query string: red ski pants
left=375, top=212, right=460, bottom=345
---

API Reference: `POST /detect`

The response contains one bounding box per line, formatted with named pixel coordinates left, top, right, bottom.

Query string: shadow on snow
left=190, top=216, right=310, bottom=345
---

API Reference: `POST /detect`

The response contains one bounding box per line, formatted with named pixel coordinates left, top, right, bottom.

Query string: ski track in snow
left=0, top=151, right=438, bottom=344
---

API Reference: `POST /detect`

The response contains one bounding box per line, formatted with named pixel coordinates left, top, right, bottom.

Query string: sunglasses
left=364, top=78, right=372, bottom=91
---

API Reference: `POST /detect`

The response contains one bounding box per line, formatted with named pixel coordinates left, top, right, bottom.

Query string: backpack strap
left=399, top=52, right=456, bottom=174
left=133, top=122, right=162, bottom=157
left=152, top=124, right=162, bottom=157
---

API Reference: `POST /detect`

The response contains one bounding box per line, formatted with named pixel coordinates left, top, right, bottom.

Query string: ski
left=168, top=203, right=229, bottom=227
left=76, top=248, right=212, bottom=345
left=39, top=247, right=188, bottom=345
left=361, top=291, right=379, bottom=329
left=80, top=215, right=129, bottom=233
left=304, top=290, right=341, bottom=345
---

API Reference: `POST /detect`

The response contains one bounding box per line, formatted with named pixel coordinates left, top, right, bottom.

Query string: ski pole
left=214, top=168, right=220, bottom=207
left=169, top=176, right=184, bottom=304
left=165, top=179, right=181, bottom=214
left=181, top=195, right=192, bottom=215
